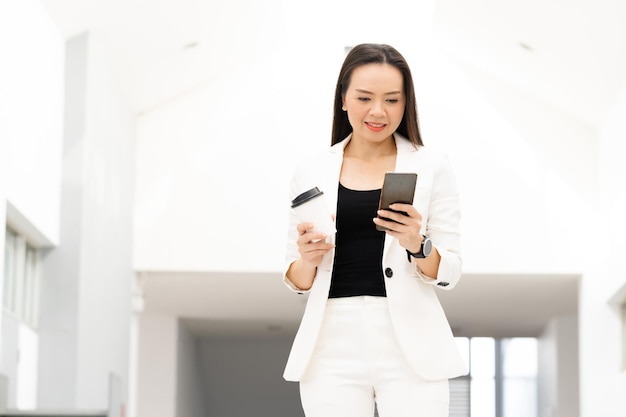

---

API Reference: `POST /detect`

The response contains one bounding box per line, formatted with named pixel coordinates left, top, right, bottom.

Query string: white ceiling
left=38, top=0, right=615, bottom=338
left=144, top=271, right=579, bottom=339
left=40, top=0, right=626, bottom=126
left=432, top=0, right=626, bottom=128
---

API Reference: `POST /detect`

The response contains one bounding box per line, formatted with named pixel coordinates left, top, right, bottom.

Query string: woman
left=283, top=43, right=466, bottom=417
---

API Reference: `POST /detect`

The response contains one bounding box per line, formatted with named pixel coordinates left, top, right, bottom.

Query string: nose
left=370, top=100, right=385, bottom=116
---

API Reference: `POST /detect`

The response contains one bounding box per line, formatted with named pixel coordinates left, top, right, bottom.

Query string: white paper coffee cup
left=291, top=187, right=336, bottom=236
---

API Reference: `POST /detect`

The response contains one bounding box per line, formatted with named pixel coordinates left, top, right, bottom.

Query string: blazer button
left=385, top=267, right=393, bottom=278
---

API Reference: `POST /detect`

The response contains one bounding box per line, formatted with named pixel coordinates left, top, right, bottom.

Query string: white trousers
left=299, top=296, right=449, bottom=417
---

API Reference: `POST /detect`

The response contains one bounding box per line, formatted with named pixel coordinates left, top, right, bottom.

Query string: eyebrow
left=355, top=89, right=402, bottom=95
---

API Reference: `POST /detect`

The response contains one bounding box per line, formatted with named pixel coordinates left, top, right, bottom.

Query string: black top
left=328, top=183, right=386, bottom=298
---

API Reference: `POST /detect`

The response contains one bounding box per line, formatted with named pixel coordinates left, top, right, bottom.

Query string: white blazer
left=283, top=134, right=467, bottom=382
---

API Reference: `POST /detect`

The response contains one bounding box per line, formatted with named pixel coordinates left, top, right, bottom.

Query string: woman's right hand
left=285, top=223, right=335, bottom=291
left=296, top=222, right=335, bottom=268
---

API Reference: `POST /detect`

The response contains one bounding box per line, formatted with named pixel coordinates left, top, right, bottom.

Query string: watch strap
left=406, top=235, right=429, bottom=260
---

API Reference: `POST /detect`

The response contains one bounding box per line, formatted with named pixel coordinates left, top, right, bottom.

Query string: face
left=342, top=63, right=406, bottom=145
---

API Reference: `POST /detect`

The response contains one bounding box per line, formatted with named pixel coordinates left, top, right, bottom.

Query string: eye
left=358, top=97, right=370, bottom=102
left=386, top=98, right=399, bottom=104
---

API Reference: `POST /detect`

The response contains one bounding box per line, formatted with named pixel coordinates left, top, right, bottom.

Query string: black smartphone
left=376, top=172, right=418, bottom=231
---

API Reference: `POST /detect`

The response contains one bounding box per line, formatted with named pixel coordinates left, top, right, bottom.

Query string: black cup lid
left=291, top=187, right=323, bottom=208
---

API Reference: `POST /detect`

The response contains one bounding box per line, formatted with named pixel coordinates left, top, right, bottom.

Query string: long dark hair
left=331, top=43, right=423, bottom=147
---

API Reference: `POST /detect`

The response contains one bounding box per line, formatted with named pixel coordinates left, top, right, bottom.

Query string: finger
left=300, top=243, right=334, bottom=261
left=299, top=231, right=330, bottom=247
left=296, top=222, right=314, bottom=235
left=307, top=232, right=329, bottom=243
left=373, top=216, right=401, bottom=232
left=303, top=241, right=334, bottom=253
left=377, top=210, right=409, bottom=226
left=389, top=203, right=420, bottom=218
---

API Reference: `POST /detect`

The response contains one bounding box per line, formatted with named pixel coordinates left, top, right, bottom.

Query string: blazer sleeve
left=414, top=152, right=462, bottom=290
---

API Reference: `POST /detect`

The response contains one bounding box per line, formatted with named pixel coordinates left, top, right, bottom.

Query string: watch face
left=423, top=238, right=433, bottom=256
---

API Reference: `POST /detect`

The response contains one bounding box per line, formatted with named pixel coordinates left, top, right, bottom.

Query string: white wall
left=0, top=316, right=19, bottom=407
left=132, top=0, right=436, bottom=273
left=418, top=55, right=597, bottom=275
left=136, top=314, right=177, bottom=417
left=37, top=29, right=135, bottom=412
left=0, top=0, right=65, bottom=409
left=133, top=23, right=595, bottom=280
left=0, top=0, right=65, bottom=246
left=37, top=31, right=87, bottom=409
left=538, top=315, right=580, bottom=417
left=578, top=83, right=626, bottom=417
left=76, top=30, right=135, bottom=411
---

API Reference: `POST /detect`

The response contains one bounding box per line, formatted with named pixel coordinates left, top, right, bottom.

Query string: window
left=3, top=227, right=18, bottom=311
left=470, top=337, right=496, bottom=417
left=501, top=338, right=538, bottom=417
left=3, top=226, right=40, bottom=328
left=451, top=337, right=538, bottom=417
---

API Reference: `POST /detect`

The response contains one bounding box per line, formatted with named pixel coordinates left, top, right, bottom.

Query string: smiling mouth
left=365, top=122, right=386, bottom=132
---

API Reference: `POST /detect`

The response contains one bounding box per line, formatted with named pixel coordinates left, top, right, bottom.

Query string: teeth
left=368, top=123, right=385, bottom=127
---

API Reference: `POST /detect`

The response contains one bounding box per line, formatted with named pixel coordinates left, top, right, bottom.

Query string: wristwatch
left=406, top=235, right=432, bottom=260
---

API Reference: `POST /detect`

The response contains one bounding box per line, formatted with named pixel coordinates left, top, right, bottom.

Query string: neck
left=344, top=135, right=397, bottom=160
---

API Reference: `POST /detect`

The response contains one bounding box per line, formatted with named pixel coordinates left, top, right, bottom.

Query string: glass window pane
left=22, top=245, right=37, bottom=326
left=3, top=228, right=17, bottom=311
left=502, top=338, right=538, bottom=417
left=471, top=378, right=495, bottom=417
left=3, top=227, right=40, bottom=326
left=503, top=378, right=537, bottom=417
left=470, top=337, right=496, bottom=417
left=455, top=337, right=470, bottom=376
left=503, top=338, right=537, bottom=377
left=471, top=337, right=495, bottom=377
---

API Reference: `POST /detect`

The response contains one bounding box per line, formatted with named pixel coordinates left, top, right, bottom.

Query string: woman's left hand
left=373, top=203, right=424, bottom=253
